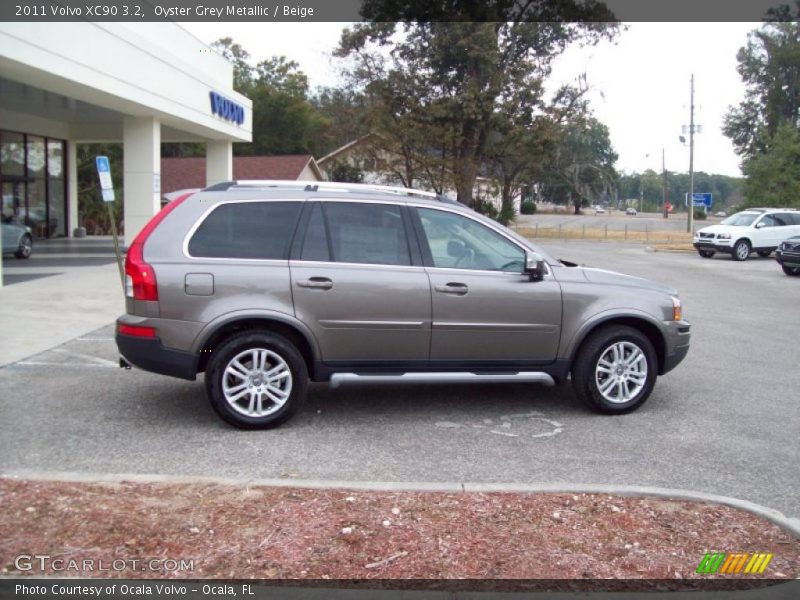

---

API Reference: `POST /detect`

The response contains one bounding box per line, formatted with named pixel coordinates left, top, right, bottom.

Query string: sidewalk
left=0, top=237, right=124, bottom=366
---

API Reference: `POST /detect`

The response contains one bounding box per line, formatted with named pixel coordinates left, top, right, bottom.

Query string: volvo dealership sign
left=209, top=91, right=245, bottom=125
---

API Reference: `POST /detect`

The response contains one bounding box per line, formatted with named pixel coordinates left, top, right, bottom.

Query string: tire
left=731, top=239, right=751, bottom=261
left=571, top=326, right=658, bottom=415
left=757, top=250, right=772, bottom=258
left=15, top=234, right=32, bottom=259
left=205, top=331, right=308, bottom=429
left=698, top=250, right=715, bottom=258
left=782, top=265, right=800, bottom=276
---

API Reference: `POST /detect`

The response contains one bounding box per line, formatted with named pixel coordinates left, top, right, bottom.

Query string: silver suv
left=116, top=181, right=691, bottom=428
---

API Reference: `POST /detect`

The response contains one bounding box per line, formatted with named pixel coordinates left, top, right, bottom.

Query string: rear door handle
left=434, top=282, right=468, bottom=295
left=297, top=277, right=333, bottom=290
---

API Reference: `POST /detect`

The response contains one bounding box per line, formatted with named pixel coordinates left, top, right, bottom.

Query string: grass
left=513, top=226, right=694, bottom=245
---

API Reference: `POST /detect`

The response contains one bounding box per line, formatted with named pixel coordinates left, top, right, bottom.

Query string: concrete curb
left=646, top=245, right=696, bottom=254
left=4, top=469, right=799, bottom=539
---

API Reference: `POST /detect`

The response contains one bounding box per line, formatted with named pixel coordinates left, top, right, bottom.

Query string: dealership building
left=0, top=22, right=252, bottom=245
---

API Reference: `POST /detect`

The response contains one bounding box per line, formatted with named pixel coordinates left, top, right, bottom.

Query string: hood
left=696, top=224, right=746, bottom=235
left=579, top=267, right=678, bottom=296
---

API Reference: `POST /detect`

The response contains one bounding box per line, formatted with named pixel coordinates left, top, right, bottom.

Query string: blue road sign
left=684, top=192, right=712, bottom=208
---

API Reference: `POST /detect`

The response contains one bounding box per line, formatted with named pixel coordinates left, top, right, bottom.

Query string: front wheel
left=571, top=326, right=657, bottom=414
left=732, top=239, right=751, bottom=261
left=782, top=265, right=800, bottom=276
left=15, top=234, right=32, bottom=259
left=698, top=249, right=715, bottom=258
left=205, top=331, right=308, bottom=429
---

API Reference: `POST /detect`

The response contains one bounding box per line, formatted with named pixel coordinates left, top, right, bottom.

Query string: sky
left=182, top=22, right=759, bottom=178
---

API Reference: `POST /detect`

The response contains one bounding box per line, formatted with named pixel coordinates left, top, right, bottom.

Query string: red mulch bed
left=1, top=478, right=797, bottom=583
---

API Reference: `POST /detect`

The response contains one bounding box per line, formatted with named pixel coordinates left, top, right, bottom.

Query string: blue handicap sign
left=95, top=155, right=115, bottom=201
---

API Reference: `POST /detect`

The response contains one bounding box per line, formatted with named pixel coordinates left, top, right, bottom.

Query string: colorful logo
left=696, top=552, right=773, bottom=574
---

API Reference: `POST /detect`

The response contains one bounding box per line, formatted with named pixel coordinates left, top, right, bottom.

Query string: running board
left=329, top=372, right=555, bottom=389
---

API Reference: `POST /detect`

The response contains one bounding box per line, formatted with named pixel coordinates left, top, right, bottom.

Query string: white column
left=67, top=140, right=78, bottom=236
left=206, top=140, right=233, bottom=187
left=123, top=117, right=161, bottom=246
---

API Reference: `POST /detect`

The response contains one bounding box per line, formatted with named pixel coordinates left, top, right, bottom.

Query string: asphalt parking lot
left=0, top=241, right=797, bottom=518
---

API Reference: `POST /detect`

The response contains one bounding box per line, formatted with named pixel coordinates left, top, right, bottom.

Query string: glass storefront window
left=48, top=140, right=66, bottom=236
left=27, top=136, right=45, bottom=178
left=47, top=140, right=63, bottom=178
left=0, top=131, right=67, bottom=238
left=1, top=131, right=25, bottom=177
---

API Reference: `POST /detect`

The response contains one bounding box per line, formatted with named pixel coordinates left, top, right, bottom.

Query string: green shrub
left=693, top=208, right=708, bottom=220
left=520, top=200, right=536, bottom=215
left=473, top=198, right=499, bottom=219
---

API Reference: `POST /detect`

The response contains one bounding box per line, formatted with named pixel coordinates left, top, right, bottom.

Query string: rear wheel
left=205, top=331, right=307, bottom=429
left=571, top=326, right=657, bottom=414
left=698, top=249, right=715, bottom=258
left=757, top=250, right=772, bottom=258
left=782, top=265, right=800, bottom=276
left=15, top=234, right=32, bottom=259
left=732, top=239, right=751, bottom=261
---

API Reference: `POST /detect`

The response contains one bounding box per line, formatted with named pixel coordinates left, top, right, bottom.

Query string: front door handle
left=297, top=277, right=333, bottom=290
left=434, top=282, right=468, bottom=296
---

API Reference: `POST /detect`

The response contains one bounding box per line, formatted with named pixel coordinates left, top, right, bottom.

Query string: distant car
left=626, top=208, right=637, bottom=216
left=776, top=235, right=800, bottom=276
left=693, top=208, right=800, bottom=261
left=594, top=206, right=605, bottom=214
left=714, top=211, right=727, bottom=218
left=1, top=216, right=33, bottom=258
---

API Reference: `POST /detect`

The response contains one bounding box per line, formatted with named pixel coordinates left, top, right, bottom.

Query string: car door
left=290, top=201, right=431, bottom=364
left=752, top=214, right=783, bottom=248
left=413, top=206, right=562, bottom=364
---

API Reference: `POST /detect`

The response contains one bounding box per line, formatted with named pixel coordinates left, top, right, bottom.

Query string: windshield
left=720, top=212, right=759, bottom=226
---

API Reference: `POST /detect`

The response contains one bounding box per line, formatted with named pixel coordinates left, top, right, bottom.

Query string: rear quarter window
left=188, top=201, right=302, bottom=259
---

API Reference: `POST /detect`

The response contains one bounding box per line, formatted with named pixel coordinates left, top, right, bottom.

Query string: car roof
left=203, top=180, right=468, bottom=209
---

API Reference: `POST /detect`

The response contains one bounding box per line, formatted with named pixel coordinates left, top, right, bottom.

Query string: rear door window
left=321, top=202, right=411, bottom=266
left=188, top=201, right=302, bottom=259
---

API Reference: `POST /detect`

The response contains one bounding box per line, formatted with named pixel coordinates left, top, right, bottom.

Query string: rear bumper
left=116, top=332, right=198, bottom=381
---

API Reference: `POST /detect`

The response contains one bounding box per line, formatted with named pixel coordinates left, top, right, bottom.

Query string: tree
left=486, top=84, right=591, bottom=224
left=742, top=122, right=800, bottom=208
left=335, top=6, right=618, bottom=207
left=539, top=115, right=618, bottom=214
left=722, top=8, right=800, bottom=207
left=722, top=9, right=800, bottom=160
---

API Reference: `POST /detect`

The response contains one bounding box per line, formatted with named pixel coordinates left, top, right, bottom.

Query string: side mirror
left=525, top=251, right=546, bottom=281
left=755, top=222, right=765, bottom=229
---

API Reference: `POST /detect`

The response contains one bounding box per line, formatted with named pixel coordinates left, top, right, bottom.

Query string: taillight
left=118, top=323, right=157, bottom=338
left=124, top=192, right=193, bottom=301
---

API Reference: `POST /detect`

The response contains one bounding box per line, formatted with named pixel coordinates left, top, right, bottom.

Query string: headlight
left=672, top=296, right=682, bottom=321
left=717, top=233, right=730, bottom=239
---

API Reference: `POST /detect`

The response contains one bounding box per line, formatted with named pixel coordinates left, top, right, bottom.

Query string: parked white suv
left=693, top=208, right=800, bottom=261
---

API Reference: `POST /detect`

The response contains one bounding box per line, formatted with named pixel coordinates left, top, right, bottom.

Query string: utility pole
left=687, top=74, right=695, bottom=234
left=662, top=147, right=669, bottom=218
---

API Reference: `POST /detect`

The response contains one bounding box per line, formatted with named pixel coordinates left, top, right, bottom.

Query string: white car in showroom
left=693, top=208, right=800, bottom=261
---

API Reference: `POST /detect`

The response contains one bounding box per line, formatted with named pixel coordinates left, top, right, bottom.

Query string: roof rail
left=203, top=179, right=457, bottom=203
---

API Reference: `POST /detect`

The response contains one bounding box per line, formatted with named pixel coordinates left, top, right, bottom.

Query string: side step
left=329, top=372, right=555, bottom=389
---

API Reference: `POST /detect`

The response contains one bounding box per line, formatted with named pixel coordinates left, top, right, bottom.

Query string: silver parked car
left=116, top=181, right=691, bottom=428
left=1, top=216, right=33, bottom=258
